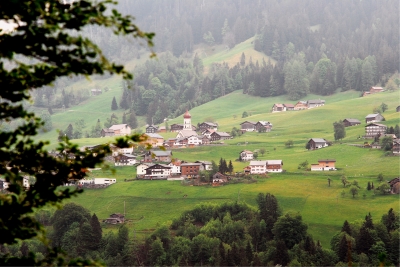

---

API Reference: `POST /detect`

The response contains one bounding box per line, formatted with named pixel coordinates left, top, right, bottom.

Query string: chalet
left=212, top=172, right=229, bottom=184
left=392, top=139, right=400, bottom=155
left=158, top=126, right=167, bottom=133
left=272, top=104, right=284, bottom=112
left=145, top=133, right=164, bottom=147
left=170, top=123, right=184, bottom=132
left=396, top=106, right=400, bottom=112
left=240, top=150, right=254, bottom=161
left=180, top=163, right=202, bottom=178
left=249, top=160, right=267, bottom=174
left=164, top=138, right=177, bottom=148
left=369, top=86, right=384, bottom=93
left=167, top=161, right=181, bottom=175
left=388, top=178, right=400, bottom=194
left=101, top=128, right=115, bottom=137
left=362, top=91, right=371, bottom=97
left=187, top=135, right=203, bottom=146
left=343, top=118, right=361, bottom=127
left=307, top=138, right=328, bottom=150
left=198, top=122, right=218, bottom=132
left=364, top=123, right=387, bottom=139
left=243, top=166, right=251, bottom=175
left=195, top=161, right=212, bottom=171
left=114, top=154, right=136, bottom=166
left=144, top=164, right=171, bottom=179
left=240, top=121, right=257, bottom=132
left=307, top=99, right=325, bottom=109
left=311, top=159, right=336, bottom=171
left=152, top=150, right=172, bottom=162
left=104, top=213, right=124, bottom=224
left=136, top=163, right=154, bottom=178
left=200, top=135, right=210, bottom=145
left=365, top=114, right=384, bottom=123
left=176, top=130, right=197, bottom=139
left=146, top=125, right=158, bottom=133
left=201, top=129, right=215, bottom=138
left=109, top=144, right=134, bottom=156
left=255, top=121, right=272, bottom=132
left=266, top=160, right=283, bottom=173
left=294, top=101, right=308, bottom=110
left=109, top=124, right=131, bottom=136
left=175, top=137, right=189, bottom=147
left=210, top=132, right=232, bottom=142
left=91, top=88, right=102, bottom=96
left=283, top=103, right=295, bottom=111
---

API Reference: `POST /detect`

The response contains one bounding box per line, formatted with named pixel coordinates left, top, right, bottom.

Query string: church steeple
left=183, top=110, right=192, bottom=130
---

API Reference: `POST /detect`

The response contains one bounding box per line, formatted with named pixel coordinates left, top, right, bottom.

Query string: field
left=56, top=89, right=400, bottom=248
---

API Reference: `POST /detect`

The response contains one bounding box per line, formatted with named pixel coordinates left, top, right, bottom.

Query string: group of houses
left=145, top=111, right=232, bottom=148
left=361, top=86, right=384, bottom=97
left=240, top=121, right=272, bottom=132
left=272, top=99, right=325, bottom=112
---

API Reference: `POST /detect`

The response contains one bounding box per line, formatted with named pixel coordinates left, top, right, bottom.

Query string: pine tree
left=338, top=234, right=348, bottom=262
left=240, top=52, right=246, bottom=66
left=90, top=214, right=102, bottom=250
left=128, top=109, right=138, bottom=129
left=367, top=182, right=371, bottom=190
left=65, top=124, right=74, bottom=139
left=341, top=220, right=352, bottom=236
left=371, top=182, right=374, bottom=189
left=228, top=160, right=233, bottom=174
left=111, top=96, right=118, bottom=110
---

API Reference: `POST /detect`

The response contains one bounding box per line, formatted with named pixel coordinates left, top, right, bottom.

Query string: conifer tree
left=338, top=234, right=348, bottom=262
left=128, top=109, right=138, bottom=129
left=228, top=160, right=233, bottom=174
left=367, top=182, right=371, bottom=190
left=90, top=214, right=102, bottom=249
left=65, top=124, right=74, bottom=139
left=111, top=96, right=118, bottom=110
left=341, top=220, right=352, bottom=236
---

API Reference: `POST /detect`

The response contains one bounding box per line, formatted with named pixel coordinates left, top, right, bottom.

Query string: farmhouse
left=198, top=122, right=218, bottom=132
left=283, top=103, right=295, bottom=111
left=364, top=123, right=387, bottom=139
left=180, top=163, right=202, bottom=178
left=201, top=129, right=215, bottom=138
left=145, top=124, right=158, bottom=133
left=307, top=99, right=325, bottom=109
left=91, top=88, right=102, bottom=96
left=109, top=124, right=131, bottom=136
left=167, top=161, right=181, bottom=175
left=101, top=128, right=115, bottom=137
left=210, top=132, right=232, bottom=141
left=212, top=172, right=229, bottom=184
left=176, top=130, right=197, bottom=139
left=255, top=121, right=272, bottom=132
left=369, top=86, right=384, bottom=93
left=144, top=164, right=171, bottom=179
left=307, top=138, right=328, bottom=150
left=249, top=160, right=267, bottom=174
left=311, top=159, right=336, bottom=171
left=103, top=213, right=125, bottom=224
left=365, top=113, right=384, bottom=123
left=136, top=163, right=154, bottom=178
left=114, top=154, right=136, bottom=166
left=145, top=133, right=164, bottom=147
left=266, top=160, right=283, bottom=172
left=294, top=101, right=308, bottom=110
left=240, top=121, right=257, bottom=132
left=109, top=144, right=134, bottom=156
left=240, top=150, right=254, bottom=161
left=343, top=118, right=361, bottom=127
left=187, top=135, right=203, bottom=146
left=152, top=150, right=172, bottom=162
left=93, top=178, right=116, bottom=185
left=170, top=124, right=184, bottom=132
left=392, top=139, right=400, bottom=155
left=272, top=104, right=284, bottom=112
left=195, top=161, right=212, bottom=171
left=388, top=178, right=400, bottom=194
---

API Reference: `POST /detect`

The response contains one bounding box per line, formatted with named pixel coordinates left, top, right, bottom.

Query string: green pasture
left=70, top=173, right=399, bottom=247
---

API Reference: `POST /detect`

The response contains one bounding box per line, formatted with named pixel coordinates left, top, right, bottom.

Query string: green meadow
left=58, top=89, right=400, bottom=247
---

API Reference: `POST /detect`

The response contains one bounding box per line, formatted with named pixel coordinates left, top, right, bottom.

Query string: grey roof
left=181, top=163, right=203, bottom=166
left=201, top=122, right=218, bottom=127
left=344, top=118, right=361, bottom=123
left=122, top=154, right=136, bottom=158
left=240, top=121, right=257, bottom=125
left=257, top=121, right=272, bottom=126
left=307, top=99, right=325, bottom=104
left=310, top=138, right=327, bottom=143
left=146, top=133, right=163, bottom=139
left=102, top=128, right=114, bottom=133
left=249, top=160, right=267, bottom=166
left=365, top=114, right=380, bottom=118
left=365, top=123, right=387, bottom=127
left=267, top=160, right=283, bottom=165
left=152, top=150, right=172, bottom=157
left=195, top=160, right=212, bottom=165
left=178, top=130, right=198, bottom=137
left=214, top=132, right=231, bottom=137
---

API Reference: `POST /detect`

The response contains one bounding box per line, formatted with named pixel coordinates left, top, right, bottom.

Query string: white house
left=240, top=150, right=254, bottom=161
left=266, top=160, right=283, bottom=172
left=109, top=124, right=131, bottom=136
left=167, top=162, right=181, bottom=175
left=114, top=154, right=136, bottom=166
left=195, top=161, right=212, bottom=171
left=249, top=160, right=267, bottom=174
left=187, top=135, right=203, bottom=145
left=144, top=164, right=171, bottom=179
left=176, top=130, right=197, bottom=139
left=136, top=163, right=154, bottom=177
left=94, top=178, right=116, bottom=185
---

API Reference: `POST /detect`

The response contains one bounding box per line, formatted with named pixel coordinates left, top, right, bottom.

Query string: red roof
left=183, top=110, right=191, bottom=118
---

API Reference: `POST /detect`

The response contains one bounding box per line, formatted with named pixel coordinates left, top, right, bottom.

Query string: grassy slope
left=68, top=89, right=400, bottom=246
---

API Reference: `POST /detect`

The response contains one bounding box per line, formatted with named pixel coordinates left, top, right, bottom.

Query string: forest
left=30, top=0, right=399, bottom=126
left=2, top=194, right=398, bottom=266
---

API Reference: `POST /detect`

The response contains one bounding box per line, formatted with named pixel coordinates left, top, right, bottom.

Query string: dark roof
left=309, top=138, right=327, bottom=143
left=344, top=118, right=361, bottom=123
left=102, top=128, right=114, bottom=133
left=318, top=159, right=336, bottom=162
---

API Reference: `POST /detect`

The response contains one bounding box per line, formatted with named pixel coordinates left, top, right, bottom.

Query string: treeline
left=2, top=195, right=398, bottom=266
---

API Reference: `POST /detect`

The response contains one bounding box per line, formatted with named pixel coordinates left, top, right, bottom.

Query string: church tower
left=183, top=110, right=192, bottom=130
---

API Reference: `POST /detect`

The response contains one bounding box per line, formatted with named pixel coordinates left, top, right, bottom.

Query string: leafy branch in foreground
left=0, top=0, right=153, bottom=265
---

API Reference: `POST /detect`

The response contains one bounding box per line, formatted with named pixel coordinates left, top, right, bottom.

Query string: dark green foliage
left=111, top=96, right=118, bottom=110
left=228, top=160, right=233, bottom=174
left=341, top=220, right=352, bottom=236
left=272, top=213, right=308, bottom=249
left=242, top=111, right=248, bottom=118
left=90, top=214, right=102, bottom=250
left=367, top=181, right=372, bottom=190
left=337, top=234, right=348, bottom=262
left=333, top=120, right=346, bottom=141
left=381, top=208, right=399, bottom=232
left=65, top=124, right=74, bottom=139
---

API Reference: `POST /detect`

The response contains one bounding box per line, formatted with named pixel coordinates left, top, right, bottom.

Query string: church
left=176, top=110, right=197, bottom=139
